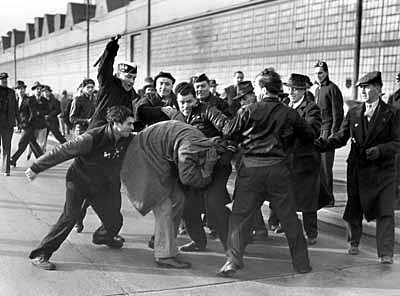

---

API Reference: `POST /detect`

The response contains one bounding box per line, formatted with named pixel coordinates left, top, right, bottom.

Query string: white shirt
left=289, top=96, right=305, bottom=109
left=364, top=99, right=379, bottom=121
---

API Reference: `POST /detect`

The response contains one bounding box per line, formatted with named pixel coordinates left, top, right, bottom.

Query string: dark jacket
left=327, top=100, right=400, bottom=221
left=0, top=85, right=17, bottom=129
left=89, top=39, right=137, bottom=129
left=45, top=94, right=61, bottom=128
left=135, top=92, right=178, bottom=128
left=388, top=89, right=400, bottom=110
left=17, top=95, right=35, bottom=129
left=315, top=79, right=344, bottom=137
left=222, top=97, right=315, bottom=159
left=200, top=93, right=230, bottom=116
left=31, top=124, right=133, bottom=187
left=287, top=95, right=321, bottom=211
left=69, top=94, right=96, bottom=128
left=31, top=96, right=49, bottom=130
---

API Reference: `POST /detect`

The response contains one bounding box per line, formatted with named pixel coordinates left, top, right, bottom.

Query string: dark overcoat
left=288, top=96, right=322, bottom=212
left=329, top=100, right=400, bottom=221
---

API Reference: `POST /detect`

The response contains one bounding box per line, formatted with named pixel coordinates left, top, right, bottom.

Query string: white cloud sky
left=0, top=1, right=89, bottom=37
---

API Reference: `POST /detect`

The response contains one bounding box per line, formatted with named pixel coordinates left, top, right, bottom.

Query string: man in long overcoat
left=120, top=120, right=220, bottom=269
left=316, top=71, right=400, bottom=264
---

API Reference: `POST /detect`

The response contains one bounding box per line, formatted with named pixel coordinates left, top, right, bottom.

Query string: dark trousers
left=11, top=128, right=43, bottom=164
left=253, top=208, right=267, bottom=232
left=183, top=157, right=232, bottom=249
left=226, top=161, right=310, bottom=270
left=321, top=151, right=335, bottom=202
left=29, top=179, right=123, bottom=260
left=47, top=121, right=66, bottom=144
left=0, top=127, right=13, bottom=174
left=269, top=209, right=318, bottom=239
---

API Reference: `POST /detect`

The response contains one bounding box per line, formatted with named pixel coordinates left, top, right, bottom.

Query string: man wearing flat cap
left=314, top=60, right=344, bottom=207
left=89, top=36, right=138, bottom=129
left=316, top=71, right=400, bottom=264
left=0, top=72, right=17, bottom=176
left=135, top=71, right=179, bottom=129
left=269, top=73, right=323, bottom=245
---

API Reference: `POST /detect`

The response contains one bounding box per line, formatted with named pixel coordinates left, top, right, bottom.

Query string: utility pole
left=352, top=0, right=362, bottom=101
left=86, top=0, right=90, bottom=78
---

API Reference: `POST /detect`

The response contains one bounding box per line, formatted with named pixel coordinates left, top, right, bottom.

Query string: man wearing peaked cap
left=0, top=71, right=17, bottom=176
left=316, top=70, right=400, bottom=264
left=89, top=35, right=138, bottom=129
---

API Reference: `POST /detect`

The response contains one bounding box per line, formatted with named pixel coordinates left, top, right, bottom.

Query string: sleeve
left=97, top=39, right=119, bottom=87
left=69, top=98, right=87, bottom=125
left=292, top=110, right=316, bottom=142
left=30, top=134, right=93, bottom=174
left=136, top=98, right=169, bottom=124
left=378, top=108, right=400, bottom=159
left=203, top=105, right=229, bottom=132
left=304, top=104, right=322, bottom=140
left=330, top=85, right=344, bottom=134
left=222, top=106, right=251, bottom=139
left=326, top=111, right=351, bottom=149
left=48, top=97, right=61, bottom=117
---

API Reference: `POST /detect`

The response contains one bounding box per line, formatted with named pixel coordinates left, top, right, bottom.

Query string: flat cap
left=154, top=71, right=175, bottom=85
left=356, top=71, right=383, bottom=87
left=193, top=73, right=210, bottom=84
left=0, top=72, right=8, bottom=79
left=232, top=81, right=254, bottom=101
left=117, top=62, right=137, bottom=74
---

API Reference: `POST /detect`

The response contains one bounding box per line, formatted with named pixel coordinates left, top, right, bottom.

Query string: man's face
left=156, top=77, right=173, bottom=97
left=43, top=90, right=51, bottom=99
left=145, top=86, right=156, bottom=95
left=117, top=72, right=136, bottom=91
left=240, top=93, right=256, bottom=106
left=314, top=67, right=328, bottom=84
left=0, top=78, right=7, bottom=87
left=194, top=81, right=210, bottom=100
left=359, top=84, right=380, bottom=103
left=16, top=87, right=26, bottom=97
left=115, top=116, right=135, bottom=137
left=288, top=87, right=306, bottom=103
left=210, top=85, right=217, bottom=94
left=177, top=93, right=197, bottom=117
left=254, top=76, right=264, bottom=101
left=234, top=73, right=244, bottom=86
left=82, top=84, right=95, bottom=96
left=34, top=87, right=42, bottom=97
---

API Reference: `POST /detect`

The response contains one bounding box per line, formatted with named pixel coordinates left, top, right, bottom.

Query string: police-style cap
left=356, top=71, right=383, bottom=87
left=193, top=73, right=210, bottom=84
left=154, top=71, right=175, bottom=85
left=31, top=81, right=43, bottom=90
left=15, top=80, right=27, bottom=89
left=0, top=72, right=8, bottom=79
left=117, top=62, right=137, bottom=74
left=232, top=81, right=254, bottom=101
left=314, top=60, right=328, bottom=72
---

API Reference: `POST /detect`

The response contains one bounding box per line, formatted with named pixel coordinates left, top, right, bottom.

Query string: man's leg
left=181, top=187, right=207, bottom=251
left=1, top=128, right=13, bottom=175
left=376, top=184, right=395, bottom=261
left=49, top=123, right=67, bottom=144
left=29, top=180, right=86, bottom=269
left=321, top=150, right=335, bottom=205
left=268, top=163, right=311, bottom=273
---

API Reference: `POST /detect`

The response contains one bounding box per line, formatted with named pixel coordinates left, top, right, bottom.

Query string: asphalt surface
left=0, top=133, right=399, bottom=296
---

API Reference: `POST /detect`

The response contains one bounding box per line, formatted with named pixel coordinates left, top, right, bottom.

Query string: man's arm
left=69, top=97, right=88, bottom=126
left=330, top=85, right=344, bottom=134
left=29, top=134, right=93, bottom=175
left=203, top=105, right=229, bottom=132
left=304, top=103, right=322, bottom=140
left=97, top=39, right=119, bottom=86
left=221, top=106, right=251, bottom=139
left=376, top=108, right=400, bottom=159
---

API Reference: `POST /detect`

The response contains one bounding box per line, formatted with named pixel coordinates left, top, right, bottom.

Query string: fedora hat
left=31, top=81, right=43, bottom=90
left=232, top=81, right=254, bottom=100
left=283, top=74, right=309, bottom=89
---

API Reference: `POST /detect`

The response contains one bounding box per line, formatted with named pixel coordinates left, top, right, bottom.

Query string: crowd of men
left=0, top=35, right=399, bottom=277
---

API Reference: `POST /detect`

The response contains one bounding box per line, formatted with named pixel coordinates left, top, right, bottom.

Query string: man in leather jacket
left=27, top=106, right=135, bottom=270
left=217, top=68, right=312, bottom=277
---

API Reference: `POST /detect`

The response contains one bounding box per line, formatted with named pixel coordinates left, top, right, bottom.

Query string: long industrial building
left=0, top=0, right=399, bottom=98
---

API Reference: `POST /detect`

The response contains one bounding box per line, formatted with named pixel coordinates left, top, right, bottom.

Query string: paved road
left=1, top=134, right=399, bottom=296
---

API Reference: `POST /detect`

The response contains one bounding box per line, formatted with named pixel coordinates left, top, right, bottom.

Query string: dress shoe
left=348, top=245, right=359, bottom=255
left=148, top=235, right=155, bottom=249
left=380, top=256, right=393, bottom=264
left=294, top=265, right=312, bottom=274
left=274, top=224, right=284, bottom=234
left=92, top=236, right=123, bottom=249
left=74, top=223, right=84, bottom=233
left=10, top=160, right=16, bottom=168
left=179, top=241, right=205, bottom=252
left=155, top=257, right=192, bottom=269
left=3, top=172, right=10, bottom=176
left=31, top=255, right=56, bottom=270
left=217, top=260, right=243, bottom=277
left=307, top=237, right=317, bottom=245
left=114, top=234, right=125, bottom=243
left=252, top=229, right=268, bottom=241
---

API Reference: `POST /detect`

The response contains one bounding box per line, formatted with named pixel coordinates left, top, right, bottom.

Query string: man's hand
left=25, top=168, right=38, bottom=181
left=314, top=137, right=327, bottom=152
left=366, top=146, right=380, bottom=160
left=161, top=106, right=178, bottom=118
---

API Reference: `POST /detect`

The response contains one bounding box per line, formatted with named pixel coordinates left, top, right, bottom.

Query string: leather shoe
left=31, top=255, right=56, bottom=270
left=148, top=235, right=155, bottom=249
left=114, top=234, right=125, bottom=243
left=348, top=245, right=359, bottom=255
left=275, top=224, right=284, bottom=234
left=179, top=241, right=205, bottom=252
left=294, top=265, right=312, bottom=274
left=74, top=223, right=84, bottom=233
left=380, top=256, right=393, bottom=264
left=3, top=172, right=10, bottom=176
left=92, top=236, right=123, bottom=249
left=307, top=237, right=317, bottom=245
left=155, top=257, right=192, bottom=269
left=217, top=260, right=243, bottom=277
left=252, top=229, right=268, bottom=241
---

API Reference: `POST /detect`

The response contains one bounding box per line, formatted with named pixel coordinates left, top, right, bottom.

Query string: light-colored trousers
left=152, top=184, right=185, bottom=259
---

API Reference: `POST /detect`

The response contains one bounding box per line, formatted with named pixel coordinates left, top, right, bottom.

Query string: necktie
left=365, top=104, right=373, bottom=121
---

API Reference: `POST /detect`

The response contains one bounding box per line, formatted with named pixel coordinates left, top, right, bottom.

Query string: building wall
left=0, top=0, right=399, bottom=99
